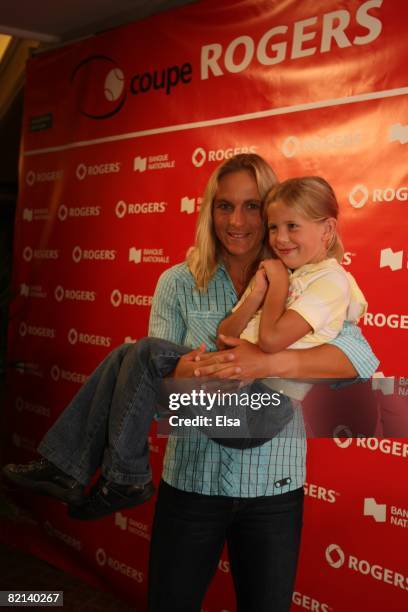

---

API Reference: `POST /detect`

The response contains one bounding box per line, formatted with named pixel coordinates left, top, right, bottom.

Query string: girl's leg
left=7, top=339, right=188, bottom=489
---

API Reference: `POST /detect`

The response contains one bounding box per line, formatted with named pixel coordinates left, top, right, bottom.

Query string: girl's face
left=267, top=200, right=331, bottom=269
left=213, top=170, right=264, bottom=262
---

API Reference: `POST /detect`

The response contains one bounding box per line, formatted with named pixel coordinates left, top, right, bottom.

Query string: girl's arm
left=258, top=263, right=351, bottom=354
left=257, top=259, right=309, bottom=353
left=216, top=268, right=268, bottom=349
left=259, top=308, right=312, bottom=354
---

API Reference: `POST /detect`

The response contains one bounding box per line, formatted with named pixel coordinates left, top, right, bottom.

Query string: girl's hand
left=260, top=259, right=288, bottom=284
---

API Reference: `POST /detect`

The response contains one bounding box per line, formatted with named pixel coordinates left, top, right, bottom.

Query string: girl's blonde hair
left=264, top=176, right=344, bottom=262
left=187, top=153, right=278, bottom=290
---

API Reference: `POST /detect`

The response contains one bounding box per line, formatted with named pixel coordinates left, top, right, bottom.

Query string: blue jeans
left=39, top=338, right=190, bottom=485
left=39, top=337, right=294, bottom=485
left=148, top=480, right=304, bottom=612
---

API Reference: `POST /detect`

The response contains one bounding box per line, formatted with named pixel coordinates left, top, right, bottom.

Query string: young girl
left=4, top=175, right=368, bottom=520
left=217, top=176, right=367, bottom=400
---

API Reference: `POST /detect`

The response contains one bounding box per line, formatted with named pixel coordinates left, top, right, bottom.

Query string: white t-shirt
left=233, top=258, right=367, bottom=400
left=236, top=258, right=367, bottom=347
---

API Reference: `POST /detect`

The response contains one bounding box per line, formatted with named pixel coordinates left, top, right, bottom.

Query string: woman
left=3, top=154, right=378, bottom=611
left=146, top=154, right=378, bottom=612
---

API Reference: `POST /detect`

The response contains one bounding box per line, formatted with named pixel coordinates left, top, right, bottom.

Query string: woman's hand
left=194, top=335, right=359, bottom=379
left=171, top=343, right=207, bottom=378
left=170, top=343, right=246, bottom=378
left=194, top=336, right=291, bottom=379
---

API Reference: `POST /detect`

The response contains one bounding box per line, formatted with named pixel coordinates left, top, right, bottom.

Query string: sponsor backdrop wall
left=2, top=0, right=408, bottom=609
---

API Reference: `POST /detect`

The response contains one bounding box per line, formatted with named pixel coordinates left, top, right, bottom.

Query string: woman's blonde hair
left=264, top=176, right=344, bottom=262
left=187, top=153, right=278, bottom=290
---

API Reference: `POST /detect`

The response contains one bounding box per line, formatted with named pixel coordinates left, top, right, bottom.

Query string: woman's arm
left=194, top=338, right=357, bottom=379
left=194, top=323, right=379, bottom=380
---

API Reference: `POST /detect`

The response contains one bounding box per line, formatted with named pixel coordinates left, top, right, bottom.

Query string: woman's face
left=212, top=170, right=264, bottom=262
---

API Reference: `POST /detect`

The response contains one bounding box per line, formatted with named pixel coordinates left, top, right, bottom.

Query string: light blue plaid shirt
left=149, top=263, right=379, bottom=497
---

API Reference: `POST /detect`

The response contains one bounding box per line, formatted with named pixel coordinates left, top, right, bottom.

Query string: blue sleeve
left=148, top=268, right=186, bottom=344
left=329, top=320, right=379, bottom=378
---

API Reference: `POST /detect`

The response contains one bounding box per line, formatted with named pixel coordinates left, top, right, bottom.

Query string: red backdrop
left=3, top=0, right=408, bottom=610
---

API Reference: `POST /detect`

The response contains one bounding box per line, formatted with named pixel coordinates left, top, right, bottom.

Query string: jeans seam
left=110, top=366, right=150, bottom=449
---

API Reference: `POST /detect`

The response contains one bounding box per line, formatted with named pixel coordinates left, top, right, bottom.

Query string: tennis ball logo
left=71, top=55, right=127, bottom=120
left=104, top=68, right=125, bottom=101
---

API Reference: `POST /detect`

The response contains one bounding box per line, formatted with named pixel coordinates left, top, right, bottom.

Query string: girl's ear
left=323, top=217, right=336, bottom=240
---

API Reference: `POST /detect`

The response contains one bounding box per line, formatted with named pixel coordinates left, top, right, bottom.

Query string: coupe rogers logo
left=325, top=544, right=345, bottom=569
left=71, top=54, right=192, bottom=121
left=51, top=365, right=60, bottom=381
left=192, top=147, right=206, bottom=167
left=58, top=205, right=68, bottom=221
left=281, top=136, right=299, bottom=158
left=333, top=426, right=353, bottom=447
left=54, top=286, right=64, bottom=302
left=191, top=145, right=257, bottom=167
left=348, top=184, right=407, bottom=208
left=96, top=548, right=107, bottom=566
left=68, top=329, right=79, bottom=345
left=72, top=247, right=82, bottom=263
left=19, top=322, right=28, bottom=337
left=23, top=247, right=33, bottom=262
left=71, top=56, right=127, bottom=120
left=76, top=164, right=87, bottom=180
left=115, top=200, right=127, bottom=218
left=348, top=184, right=369, bottom=208
left=281, top=131, right=361, bottom=158
left=26, top=170, right=36, bottom=186
left=111, top=290, right=122, bottom=307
